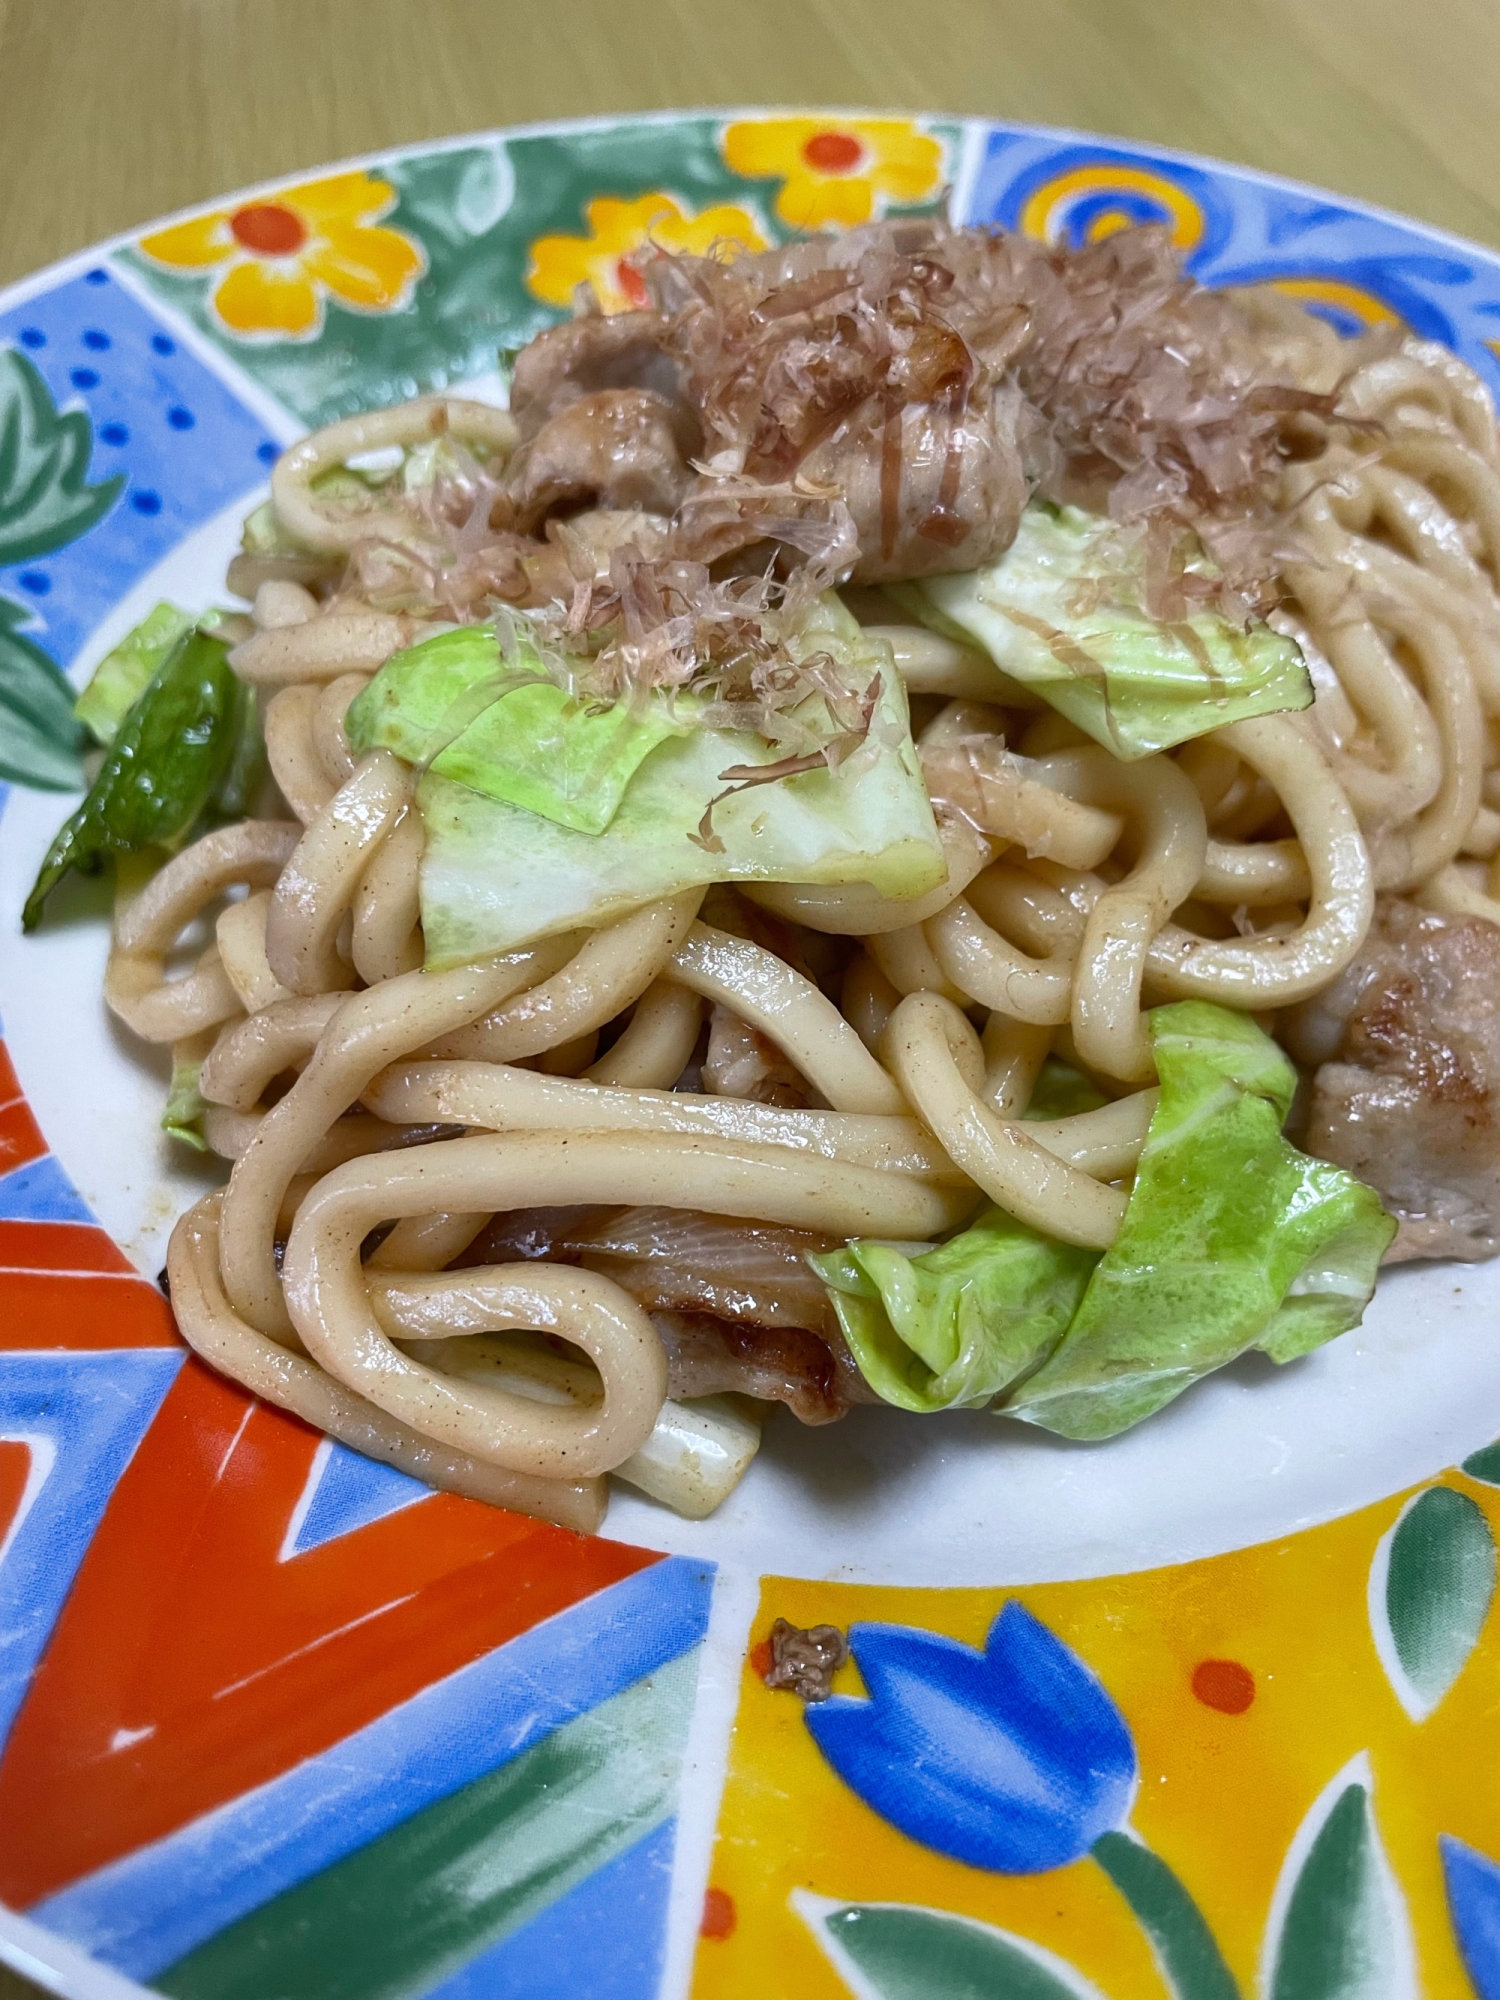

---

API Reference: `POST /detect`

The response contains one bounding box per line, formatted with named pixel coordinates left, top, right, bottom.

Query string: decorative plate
left=5, top=110, right=1500, bottom=2000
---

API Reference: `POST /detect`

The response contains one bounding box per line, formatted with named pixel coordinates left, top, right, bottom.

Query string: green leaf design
left=0, top=595, right=87, bottom=790
left=792, top=1892, right=1110, bottom=2000
left=123, top=120, right=964, bottom=428
left=1461, top=1441, right=1500, bottom=1486
left=0, top=345, right=123, bottom=565
left=1263, top=1758, right=1417, bottom=2000
left=1372, top=1486, right=1496, bottom=1720
left=1092, top=1831, right=1241, bottom=2000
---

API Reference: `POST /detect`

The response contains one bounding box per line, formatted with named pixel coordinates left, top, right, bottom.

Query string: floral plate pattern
left=4, top=110, right=1500, bottom=2000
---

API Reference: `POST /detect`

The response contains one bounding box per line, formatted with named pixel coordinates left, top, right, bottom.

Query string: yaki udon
left=30, top=215, right=1500, bottom=1533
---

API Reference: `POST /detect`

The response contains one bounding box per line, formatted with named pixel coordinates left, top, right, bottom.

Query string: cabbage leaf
left=812, top=1214, right=1095, bottom=1413
left=367, top=595, right=944, bottom=964
left=347, top=624, right=688, bottom=835
left=914, top=502, right=1312, bottom=760
left=816, top=1001, right=1396, bottom=1434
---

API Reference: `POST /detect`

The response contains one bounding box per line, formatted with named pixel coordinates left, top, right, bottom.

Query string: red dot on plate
left=230, top=202, right=307, bottom=256
left=749, top=1639, right=775, bottom=1681
left=1192, top=1658, right=1256, bottom=1714
left=802, top=131, right=865, bottom=175
left=701, top=1886, right=737, bottom=1940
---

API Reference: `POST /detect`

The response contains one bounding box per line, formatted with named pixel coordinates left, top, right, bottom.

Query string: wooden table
left=0, top=1, right=1496, bottom=1994
left=5, top=0, right=1500, bottom=285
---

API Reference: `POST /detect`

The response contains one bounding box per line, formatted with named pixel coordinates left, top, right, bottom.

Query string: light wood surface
left=5, top=0, right=1500, bottom=287
left=0, top=2, right=1495, bottom=1995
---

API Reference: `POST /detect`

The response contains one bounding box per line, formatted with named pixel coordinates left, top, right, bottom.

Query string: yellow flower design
left=138, top=172, right=424, bottom=340
left=722, top=116, right=944, bottom=232
left=526, top=192, right=768, bottom=314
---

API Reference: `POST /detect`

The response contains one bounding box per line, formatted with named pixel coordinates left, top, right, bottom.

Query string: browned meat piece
left=649, top=1308, right=876, bottom=1424
left=701, top=1003, right=809, bottom=1108
left=1288, top=898, right=1500, bottom=1261
left=500, top=390, right=694, bottom=535
left=508, top=310, right=688, bottom=441
left=762, top=1618, right=848, bottom=1703
left=634, top=217, right=1327, bottom=605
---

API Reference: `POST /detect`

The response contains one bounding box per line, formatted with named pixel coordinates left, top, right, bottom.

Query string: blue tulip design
left=1442, top=1836, right=1500, bottom=2000
left=806, top=1601, right=1136, bottom=1872
left=804, top=1601, right=1241, bottom=2000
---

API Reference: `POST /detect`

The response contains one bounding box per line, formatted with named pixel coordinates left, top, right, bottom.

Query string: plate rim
left=5, top=100, right=1500, bottom=2000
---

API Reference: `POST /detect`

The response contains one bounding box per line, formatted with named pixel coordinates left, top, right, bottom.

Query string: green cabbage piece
left=162, top=1046, right=209, bottom=1151
left=390, top=596, right=944, bottom=964
left=74, top=602, right=193, bottom=745
left=347, top=624, right=689, bottom=835
left=816, top=1001, right=1396, bottom=1433
left=812, top=1213, right=1096, bottom=1413
left=914, top=502, right=1313, bottom=760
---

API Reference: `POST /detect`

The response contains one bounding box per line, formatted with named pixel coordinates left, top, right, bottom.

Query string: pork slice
left=650, top=1309, right=877, bottom=1425
left=1290, top=898, right=1500, bottom=1261
left=501, top=389, right=694, bottom=535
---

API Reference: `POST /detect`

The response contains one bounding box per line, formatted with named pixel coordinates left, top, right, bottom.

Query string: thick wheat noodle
left=343, top=1263, right=666, bottom=1478
left=1360, top=604, right=1484, bottom=892
left=1196, top=837, right=1311, bottom=907
left=586, top=980, right=702, bottom=1089
left=105, top=821, right=300, bottom=1043
left=200, top=992, right=346, bottom=1111
left=859, top=623, right=1040, bottom=704
left=204, top=1104, right=407, bottom=1177
left=281, top=1137, right=972, bottom=1369
left=1026, top=1089, right=1158, bottom=1178
left=431, top=894, right=700, bottom=1061
left=231, top=612, right=437, bottom=686
left=745, top=811, right=993, bottom=934
left=1465, top=806, right=1500, bottom=859
left=266, top=751, right=412, bottom=995
left=252, top=579, right=319, bottom=630
left=219, top=947, right=566, bottom=1335
left=883, top=993, right=1126, bottom=1247
left=924, top=895, right=1076, bottom=1024
left=352, top=807, right=425, bottom=985
left=1035, top=747, right=1207, bottom=1082
left=842, top=951, right=900, bottom=1055
left=967, top=862, right=1086, bottom=957
left=367, top=1211, right=492, bottom=1271
left=168, top=1193, right=603, bottom=1531
left=1338, top=344, right=1500, bottom=460
left=1380, top=433, right=1500, bottom=559
left=106, top=941, right=242, bottom=1045
left=979, top=1016, right=1050, bottom=1114
left=1312, top=610, right=1442, bottom=826
left=264, top=685, right=337, bottom=823
left=271, top=397, right=518, bottom=553
left=216, top=891, right=292, bottom=1013
left=1284, top=517, right=1444, bottom=820
left=1351, top=534, right=1500, bottom=715
left=866, top=922, right=971, bottom=1004
left=365, top=1058, right=968, bottom=1182
left=1419, top=861, right=1500, bottom=925
left=1145, top=715, right=1374, bottom=1006
left=535, top=1030, right=600, bottom=1077
left=917, top=700, right=1124, bottom=869
left=312, top=673, right=366, bottom=784
left=1361, top=465, right=1500, bottom=603
left=668, top=922, right=907, bottom=1115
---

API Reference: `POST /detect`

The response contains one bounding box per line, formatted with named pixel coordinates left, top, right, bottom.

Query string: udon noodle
left=88, top=222, right=1500, bottom=1532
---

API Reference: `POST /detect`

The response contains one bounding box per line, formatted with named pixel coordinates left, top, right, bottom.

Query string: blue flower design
left=1442, top=1835, right=1500, bottom=2000
left=805, top=1601, right=1138, bottom=1873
